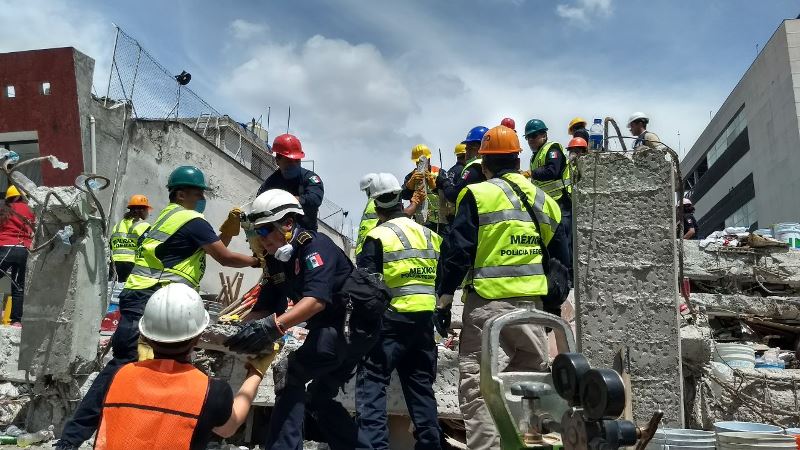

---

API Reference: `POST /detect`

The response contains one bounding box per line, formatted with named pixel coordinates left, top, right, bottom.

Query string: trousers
left=458, top=290, right=548, bottom=450
left=356, top=315, right=441, bottom=450
left=0, top=246, right=27, bottom=322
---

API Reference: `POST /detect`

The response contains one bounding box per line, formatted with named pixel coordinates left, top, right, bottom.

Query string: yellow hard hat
left=5, top=185, right=20, bottom=199
left=411, top=144, right=432, bottom=162
left=568, top=117, right=587, bottom=134
left=454, top=143, right=466, bottom=155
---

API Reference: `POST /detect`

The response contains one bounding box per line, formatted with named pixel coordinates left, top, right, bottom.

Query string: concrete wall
left=682, top=20, right=800, bottom=228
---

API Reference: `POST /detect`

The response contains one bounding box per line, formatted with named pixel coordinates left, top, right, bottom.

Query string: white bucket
left=646, top=428, right=717, bottom=449
left=713, top=343, right=756, bottom=369
left=717, top=431, right=795, bottom=449
left=774, top=222, right=800, bottom=249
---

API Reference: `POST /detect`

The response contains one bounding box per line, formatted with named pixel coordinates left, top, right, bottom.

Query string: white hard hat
left=248, top=189, right=304, bottom=226
left=359, top=173, right=379, bottom=193
left=371, top=172, right=403, bottom=208
left=139, top=284, right=210, bottom=343
left=682, top=198, right=692, bottom=206
left=627, top=112, right=649, bottom=126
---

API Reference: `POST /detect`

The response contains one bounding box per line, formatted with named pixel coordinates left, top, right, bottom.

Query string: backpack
left=340, top=264, right=391, bottom=350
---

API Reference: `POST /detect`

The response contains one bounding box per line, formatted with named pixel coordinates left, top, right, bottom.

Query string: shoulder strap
left=498, top=175, right=552, bottom=272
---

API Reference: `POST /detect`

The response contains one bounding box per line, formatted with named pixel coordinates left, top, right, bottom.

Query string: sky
left=0, top=0, right=798, bottom=237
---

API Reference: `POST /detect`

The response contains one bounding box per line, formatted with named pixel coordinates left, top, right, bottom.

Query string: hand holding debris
left=219, top=207, right=243, bottom=237
left=245, top=342, right=281, bottom=377
left=406, top=172, right=424, bottom=189
left=137, top=341, right=154, bottom=361
left=426, top=171, right=437, bottom=189
left=225, top=313, right=284, bottom=354
left=411, top=189, right=427, bottom=205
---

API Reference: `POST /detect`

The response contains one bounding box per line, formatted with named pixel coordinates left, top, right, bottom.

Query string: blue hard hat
left=462, top=126, right=489, bottom=144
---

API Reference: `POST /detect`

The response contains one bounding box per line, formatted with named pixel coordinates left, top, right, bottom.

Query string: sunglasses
left=254, top=227, right=272, bottom=237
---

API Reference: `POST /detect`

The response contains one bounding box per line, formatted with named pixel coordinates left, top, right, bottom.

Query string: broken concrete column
left=573, top=148, right=684, bottom=426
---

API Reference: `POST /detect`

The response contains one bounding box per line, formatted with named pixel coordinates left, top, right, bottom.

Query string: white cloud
left=556, top=0, right=613, bottom=23
left=229, top=19, right=269, bottom=41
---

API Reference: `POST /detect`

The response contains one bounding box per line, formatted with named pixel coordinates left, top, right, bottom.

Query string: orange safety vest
left=95, top=359, right=210, bottom=450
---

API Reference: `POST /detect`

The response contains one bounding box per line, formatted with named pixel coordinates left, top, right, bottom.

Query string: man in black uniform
left=437, top=126, right=489, bottom=204
left=257, top=133, right=324, bottom=231
left=225, top=189, right=370, bottom=450
left=681, top=198, right=699, bottom=239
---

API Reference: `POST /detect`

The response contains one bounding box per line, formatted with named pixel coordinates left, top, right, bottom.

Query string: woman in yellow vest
left=95, top=283, right=277, bottom=450
left=355, top=172, right=442, bottom=449
left=436, top=125, right=570, bottom=450
left=109, top=194, right=153, bottom=282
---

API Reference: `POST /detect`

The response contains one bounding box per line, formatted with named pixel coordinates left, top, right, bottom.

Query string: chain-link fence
left=104, top=26, right=353, bottom=241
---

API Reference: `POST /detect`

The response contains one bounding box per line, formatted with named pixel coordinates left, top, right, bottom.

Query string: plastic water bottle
left=15, top=425, right=54, bottom=447
left=589, top=118, right=603, bottom=150
left=58, top=225, right=74, bottom=246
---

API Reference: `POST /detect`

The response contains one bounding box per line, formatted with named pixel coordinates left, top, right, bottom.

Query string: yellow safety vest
left=125, top=204, right=207, bottom=291
left=366, top=217, right=441, bottom=313
left=110, top=218, right=150, bottom=263
left=531, top=141, right=572, bottom=201
left=355, top=199, right=378, bottom=255
left=458, top=172, right=561, bottom=300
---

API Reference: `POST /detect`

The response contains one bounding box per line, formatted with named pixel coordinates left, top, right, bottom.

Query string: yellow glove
left=520, top=170, right=532, bottom=178
left=411, top=189, right=427, bottom=205
left=405, top=172, right=424, bottom=190
left=138, top=341, right=154, bottom=361
left=219, top=207, right=243, bottom=237
left=246, top=342, right=281, bottom=377
left=426, top=172, right=437, bottom=189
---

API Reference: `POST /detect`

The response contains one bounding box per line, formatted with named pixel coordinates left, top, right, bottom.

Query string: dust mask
left=274, top=243, right=294, bottom=262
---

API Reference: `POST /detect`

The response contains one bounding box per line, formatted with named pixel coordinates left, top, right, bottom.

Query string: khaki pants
left=458, top=290, right=548, bottom=450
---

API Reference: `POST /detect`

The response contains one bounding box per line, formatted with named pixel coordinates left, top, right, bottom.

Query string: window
left=706, top=107, right=746, bottom=167
left=40, top=82, right=51, bottom=95
left=4, top=86, right=14, bottom=98
left=725, top=199, right=756, bottom=228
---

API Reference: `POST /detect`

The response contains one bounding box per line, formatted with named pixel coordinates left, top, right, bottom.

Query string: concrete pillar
left=573, top=148, right=684, bottom=426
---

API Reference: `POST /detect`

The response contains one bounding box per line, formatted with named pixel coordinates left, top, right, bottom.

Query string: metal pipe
left=104, top=25, right=120, bottom=107
left=90, top=116, right=97, bottom=173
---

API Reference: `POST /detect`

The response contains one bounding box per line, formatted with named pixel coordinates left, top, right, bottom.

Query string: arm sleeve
left=206, top=379, right=234, bottom=427
left=355, top=237, right=383, bottom=274
left=546, top=223, right=571, bottom=268
left=253, top=258, right=289, bottom=313
left=532, top=145, right=566, bottom=181
left=184, top=218, right=221, bottom=247
left=443, top=166, right=481, bottom=203
left=299, top=244, right=335, bottom=304
left=437, top=191, right=478, bottom=295
left=300, top=173, right=324, bottom=208
left=400, top=172, right=414, bottom=200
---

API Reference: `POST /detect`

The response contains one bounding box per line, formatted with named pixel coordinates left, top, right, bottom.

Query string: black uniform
left=258, top=168, right=324, bottom=231
left=252, top=229, right=371, bottom=450
left=355, top=218, right=442, bottom=450
left=437, top=160, right=486, bottom=204
left=532, top=144, right=573, bottom=283
left=683, top=213, right=699, bottom=239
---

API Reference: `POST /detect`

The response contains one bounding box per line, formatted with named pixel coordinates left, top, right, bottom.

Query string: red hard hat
left=500, top=117, right=516, bottom=131
left=567, top=137, right=588, bottom=149
left=272, top=134, right=305, bottom=160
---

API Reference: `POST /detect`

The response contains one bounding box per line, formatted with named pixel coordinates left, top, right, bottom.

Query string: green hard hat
left=167, top=166, right=208, bottom=190
left=524, top=119, right=548, bottom=137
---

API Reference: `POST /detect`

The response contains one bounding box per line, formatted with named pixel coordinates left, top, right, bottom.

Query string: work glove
left=225, top=313, right=284, bottom=354
left=433, top=303, right=452, bottom=338
left=219, top=207, right=243, bottom=237
left=251, top=254, right=266, bottom=269
left=411, top=189, right=427, bottom=205
left=520, top=170, right=532, bottom=178
left=405, top=172, right=424, bottom=190
left=137, top=340, right=154, bottom=361
left=426, top=172, right=437, bottom=190
left=245, top=342, right=281, bottom=377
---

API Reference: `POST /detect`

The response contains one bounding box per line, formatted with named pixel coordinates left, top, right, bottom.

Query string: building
left=680, top=19, right=800, bottom=237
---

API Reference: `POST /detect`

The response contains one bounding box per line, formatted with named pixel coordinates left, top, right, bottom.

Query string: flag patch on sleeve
left=549, top=151, right=559, bottom=159
left=305, top=252, right=324, bottom=269
left=309, top=175, right=321, bottom=184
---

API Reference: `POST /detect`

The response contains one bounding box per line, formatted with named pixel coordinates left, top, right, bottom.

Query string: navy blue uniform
left=437, top=162, right=485, bottom=204
left=258, top=168, right=324, bottom=231
left=253, top=229, right=371, bottom=450
left=355, top=224, right=441, bottom=450
left=58, top=219, right=220, bottom=449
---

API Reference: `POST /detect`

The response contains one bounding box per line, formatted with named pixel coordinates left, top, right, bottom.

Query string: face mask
left=194, top=199, right=206, bottom=213
left=281, top=165, right=301, bottom=179
left=274, top=243, right=294, bottom=262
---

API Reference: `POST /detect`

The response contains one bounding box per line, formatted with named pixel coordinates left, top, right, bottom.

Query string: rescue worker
left=435, top=125, right=570, bottom=450
left=566, top=137, right=588, bottom=188
left=109, top=194, right=153, bottom=282
left=681, top=198, right=699, bottom=239
left=0, top=185, right=34, bottom=325
left=568, top=117, right=590, bottom=142
left=525, top=118, right=573, bottom=282
left=225, top=189, right=371, bottom=450
left=355, top=173, right=379, bottom=255
left=94, top=283, right=278, bottom=450
left=57, top=166, right=262, bottom=450
left=628, top=112, right=666, bottom=150
left=500, top=117, right=516, bottom=132
left=401, top=144, right=443, bottom=233
left=257, top=133, right=324, bottom=231
left=355, top=173, right=442, bottom=450
left=437, top=126, right=489, bottom=204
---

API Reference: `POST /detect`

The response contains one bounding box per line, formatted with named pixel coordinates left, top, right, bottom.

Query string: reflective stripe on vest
left=125, top=204, right=206, bottom=291
left=531, top=141, right=572, bottom=201
left=110, top=219, right=150, bottom=263
left=366, top=217, right=441, bottom=313
left=355, top=200, right=379, bottom=255
left=95, top=359, right=209, bottom=450
left=459, top=172, right=561, bottom=300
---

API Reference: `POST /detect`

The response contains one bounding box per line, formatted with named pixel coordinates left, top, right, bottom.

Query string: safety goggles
left=254, top=227, right=272, bottom=237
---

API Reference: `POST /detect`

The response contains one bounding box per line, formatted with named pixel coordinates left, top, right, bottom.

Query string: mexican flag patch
left=549, top=150, right=559, bottom=159
left=309, top=175, right=321, bottom=184
left=305, top=252, right=324, bottom=269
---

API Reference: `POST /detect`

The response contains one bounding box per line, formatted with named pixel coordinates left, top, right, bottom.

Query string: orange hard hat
left=128, top=194, right=153, bottom=209
left=567, top=137, right=588, bottom=149
left=479, top=125, right=521, bottom=155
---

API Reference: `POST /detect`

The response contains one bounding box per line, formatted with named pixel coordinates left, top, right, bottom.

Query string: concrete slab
left=0, top=327, right=31, bottom=384
left=574, top=149, right=684, bottom=426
